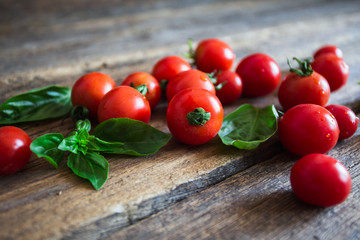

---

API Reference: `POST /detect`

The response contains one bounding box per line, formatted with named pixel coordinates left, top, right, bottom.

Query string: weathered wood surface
left=0, top=0, right=360, bottom=239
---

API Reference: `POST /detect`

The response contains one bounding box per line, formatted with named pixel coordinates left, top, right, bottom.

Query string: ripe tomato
left=235, top=53, right=281, bottom=97
left=278, top=104, right=339, bottom=156
left=0, top=126, right=32, bottom=174
left=194, top=38, right=235, bottom=73
left=278, top=58, right=330, bottom=111
left=215, top=70, right=243, bottom=104
left=325, top=105, right=359, bottom=140
left=311, top=54, right=349, bottom=92
left=290, top=153, right=351, bottom=207
left=71, top=72, right=116, bottom=119
left=166, top=69, right=216, bottom=102
left=121, top=72, right=161, bottom=109
left=313, top=45, right=343, bottom=59
left=152, top=56, right=191, bottom=83
left=167, top=88, right=223, bottom=145
left=97, top=86, right=151, bottom=123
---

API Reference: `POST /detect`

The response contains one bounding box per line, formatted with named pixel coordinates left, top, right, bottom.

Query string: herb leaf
left=0, top=86, right=72, bottom=124
left=30, top=133, right=65, bottom=168
left=93, top=118, right=171, bottom=156
left=87, top=136, right=126, bottom=153
left=58, top=119, right=91, bottom=154
left=218, top=104, right=278, bottom=150
left=67, top=152, right=109, bottom=190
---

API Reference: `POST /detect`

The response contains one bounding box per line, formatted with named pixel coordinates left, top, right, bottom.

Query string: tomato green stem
left=187, top=107, right=211, bottom=126
left=130, top=82, right=148, bottom=96
left=184, top=39, right=196, bottom=64
left=287, top=57, right=313, bottom=77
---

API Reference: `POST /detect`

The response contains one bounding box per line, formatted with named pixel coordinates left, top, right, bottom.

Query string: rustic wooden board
left=0, top=0, right=360, bottom=239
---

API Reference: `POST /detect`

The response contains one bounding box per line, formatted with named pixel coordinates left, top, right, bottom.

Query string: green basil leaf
left=76, top=119, right=91, bottom=132
left=93, top=118, right=171, bottom=156
left=58, top=134, right=79, bottom=154
left=67, top=152, right=109, bottom=190
left=87, top=136, right=126, bottom=153
left=218, top=104, right=278, bottom=150
left=58, top=119, right=92, bottom=154
left=30, top=133, right=65, bottom=168
left=0, top=86, right=72, bottom=124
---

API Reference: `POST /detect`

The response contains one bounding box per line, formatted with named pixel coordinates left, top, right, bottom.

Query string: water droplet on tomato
left=326, top=133, right=331, bottom=138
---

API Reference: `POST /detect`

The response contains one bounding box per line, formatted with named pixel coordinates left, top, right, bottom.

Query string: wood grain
left=0, top=0, right=360, bottom=239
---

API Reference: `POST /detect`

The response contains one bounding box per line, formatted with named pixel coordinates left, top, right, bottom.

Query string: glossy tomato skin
left=97, top=86, right=151, bottom=123
left=152, top=56, right=191, bottom=83
left=325, top=105, right=359, bottom=140
left=71, top=72, right=116, bottom=119
left=167, top=88, right=223, bottom=145
left=313, top=45, right=343, bottom=59
left=278, top=104, right=339, bottom=156
left=195, top=39, right=235, bottom=73
left=235, top=53, right=281, bottom=97
left=215, top=70, right=243, bottom=104
left=121, top=72, right=161, bottom=109
left=0, top=126, right=32, bottom=174
left=311, top=54, right=349, bottom=92
left=166, top=69, right=216, bottom=102
left=278, top=71, right=330, bottom=111
left=290, top=153, right=351, bottom=207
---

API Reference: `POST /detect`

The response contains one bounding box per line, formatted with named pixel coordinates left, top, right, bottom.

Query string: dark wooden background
left=1, top=0, right=360, bottom=239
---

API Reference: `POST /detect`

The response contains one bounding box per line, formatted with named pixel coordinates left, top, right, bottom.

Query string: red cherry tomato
left=194, top=38, right=235, bottom=73
left=313, top=45, right=343, bottom=59
left=235, top=53, right=281, bottom=97
left=278, top=104, right=339, bottom=156
left=215, top=70, right=243, bottom=104
left=167, top=88, right=223, bottom=145
left=311, top=54, right=349, bottom=92
left=152, top=56, right=191, bottom=83
left=166, top=69, right=216, bottom=102
left=71, top=72, right=116, bottom=119
left=325, top=105, right=359, bottom=140
left=0, top=126, right=32, bottom=174
left=290, top=153, right=351, bottom=207
left=97, top=86, right=151, bottom=123
left=121, top=72, right=161, bottom=109
left=278, top=72, right=330, bottom=111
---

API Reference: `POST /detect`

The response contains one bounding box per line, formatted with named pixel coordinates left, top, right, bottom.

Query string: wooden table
left=1, top=0, right=360, bottom=239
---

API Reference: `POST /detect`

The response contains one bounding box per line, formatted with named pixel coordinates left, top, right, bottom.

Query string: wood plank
left=109, top=131, right=360, bottom=240
left=0, top=0, right=360, bottom=239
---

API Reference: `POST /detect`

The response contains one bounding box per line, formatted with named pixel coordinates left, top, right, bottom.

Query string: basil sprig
left=218, top=104, right=278, bottom=150
left=30, top=118, right=171, bottom=190
left=0, top=86, right=72, bottom=125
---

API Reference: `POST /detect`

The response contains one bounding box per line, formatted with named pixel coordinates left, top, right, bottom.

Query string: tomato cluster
left=1, top=39, right=357, bottom=208
left=70, top=39, right=282, bottom=146
left=276, top=45, right=357, bottom=207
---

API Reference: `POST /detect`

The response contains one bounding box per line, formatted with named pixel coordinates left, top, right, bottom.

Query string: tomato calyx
left=207, top=71, right=227, bottom=90
left=184, top=39, right=196, bottom=61
left=130, top=82, right=149, bottom=96
left=187, top=107, right=211, bottom=126
left=288, top=57, right=313, bottom=77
